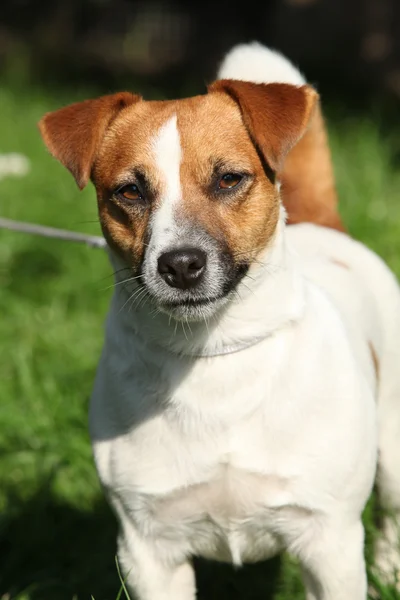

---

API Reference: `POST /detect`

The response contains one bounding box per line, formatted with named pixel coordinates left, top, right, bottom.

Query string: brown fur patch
left=281, top=103, right=345, bottom=232
left=209, top=80, right=318, bottom=174
left=93, top=100, right=178, bottom=269
left=368, top=340, right=380, bottom=382
left=38, top=92, right=140, bottom=189
left=177, top=93, right=281, bottom=261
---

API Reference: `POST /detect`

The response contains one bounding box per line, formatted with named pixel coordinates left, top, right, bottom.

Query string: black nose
left=157, top=248, right=207, bottom=290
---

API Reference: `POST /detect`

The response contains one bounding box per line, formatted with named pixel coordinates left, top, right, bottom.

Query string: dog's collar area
left=186, top=333, right=272, bottom=358
left=141, top=328, right=274, bottom=359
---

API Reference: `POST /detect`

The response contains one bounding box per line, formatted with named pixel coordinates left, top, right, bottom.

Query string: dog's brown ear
left=209, top=80, right=317, bottom=174
left=38, top=92, right=141, bottom=189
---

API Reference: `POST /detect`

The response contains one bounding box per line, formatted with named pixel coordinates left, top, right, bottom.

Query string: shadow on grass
left=2, top=244, right=64, bottom=304
left=195, top=556, right=282, bottom=600
left=0, top=483, right=282, bottom=600
left=0, top=487, right=119, bottom=600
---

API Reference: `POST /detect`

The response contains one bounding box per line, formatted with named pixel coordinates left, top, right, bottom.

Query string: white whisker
left=131, top=287, right=150, bottom=312
left=101, top=274, right=142, bottom=292
left=119, top=287, right=141, bottom=313
left=181, top=321, right=189, bottom=341
left=185, top=317, right=193, bottom=337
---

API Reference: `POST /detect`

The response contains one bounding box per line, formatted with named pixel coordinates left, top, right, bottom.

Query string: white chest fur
left=90, top=269, right=378, bottom=566
left=89, top=223, right=394, bottom=579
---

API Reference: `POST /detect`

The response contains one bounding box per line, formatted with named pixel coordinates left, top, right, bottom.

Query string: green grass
left=0, top=84, right=399, bottom=599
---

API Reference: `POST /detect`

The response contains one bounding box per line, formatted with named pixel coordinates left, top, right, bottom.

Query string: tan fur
left=93, top=100, right=177, bottom=268
left=39, top=92, right=140, bottom=189
left=282, top=104, right=344, bottom=231
left=209, top=80, right=318, bottom=173
left=176, top=93, right=280, bottom=261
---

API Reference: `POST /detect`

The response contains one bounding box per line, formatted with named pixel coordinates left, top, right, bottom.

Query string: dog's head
left=39, top=81, right=317, bottom=321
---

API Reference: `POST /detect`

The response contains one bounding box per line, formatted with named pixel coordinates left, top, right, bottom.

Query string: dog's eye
left=218, top=173, right=243, bottom=190
left=116, top=184, right=143, bottom=202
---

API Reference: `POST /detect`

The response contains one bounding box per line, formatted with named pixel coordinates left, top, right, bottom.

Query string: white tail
left=217, top=42, right=305, bottom=86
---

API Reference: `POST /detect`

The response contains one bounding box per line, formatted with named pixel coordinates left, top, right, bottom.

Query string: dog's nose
left=157, top=248, right=206, bottom=290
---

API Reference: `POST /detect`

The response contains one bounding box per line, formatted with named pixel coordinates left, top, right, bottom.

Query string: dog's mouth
left=157, top=296, right=229, bottom=322
left=163, top=295, right=224, bottom=308
left=147, top=271, right=250, bottom=321
left=145, top=290, right=229, bottom=321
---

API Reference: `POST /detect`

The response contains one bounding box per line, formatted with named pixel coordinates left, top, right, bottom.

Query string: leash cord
left=0, top=217, right=107, bottom=249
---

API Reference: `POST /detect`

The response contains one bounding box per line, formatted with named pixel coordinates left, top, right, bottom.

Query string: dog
left=39, top=42, right=400, bottom=599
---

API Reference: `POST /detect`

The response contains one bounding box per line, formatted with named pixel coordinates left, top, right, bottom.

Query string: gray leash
left=0, top=217, right=107, bottom=249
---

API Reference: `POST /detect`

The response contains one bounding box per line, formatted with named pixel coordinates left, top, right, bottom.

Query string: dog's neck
left=107, top=214, right=306, bottom=359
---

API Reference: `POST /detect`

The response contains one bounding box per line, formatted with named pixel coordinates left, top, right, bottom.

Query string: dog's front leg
left=116, top=523, right=196, bottom=600
left=296, top=519, right=367, bottom=600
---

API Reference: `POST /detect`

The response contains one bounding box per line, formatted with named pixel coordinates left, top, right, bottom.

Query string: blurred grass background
left=0, top=0, right=400, bottom=596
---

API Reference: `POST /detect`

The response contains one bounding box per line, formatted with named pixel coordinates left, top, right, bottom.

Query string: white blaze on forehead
left=150, top=114, right=182, bottom=249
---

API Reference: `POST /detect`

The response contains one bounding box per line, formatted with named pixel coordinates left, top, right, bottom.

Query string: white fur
left=89, top=43, right=400, bottom=600
left=217, top=41, right=306, bottom=85
left=149, top=114, right=182, bottom=253
left=91, top=219, right=400, bottom=599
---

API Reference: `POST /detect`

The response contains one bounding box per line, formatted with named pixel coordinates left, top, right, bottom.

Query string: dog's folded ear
left=38, top=92, right=141, bottom=189
left=209, top=80, right=318, bottom=175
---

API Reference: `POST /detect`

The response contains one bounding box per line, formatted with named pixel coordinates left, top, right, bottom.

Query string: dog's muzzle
left=157, top=247, right=206, bottom=290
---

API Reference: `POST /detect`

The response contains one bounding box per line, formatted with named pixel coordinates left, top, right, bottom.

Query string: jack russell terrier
left=39, top=42, right=400, bottom=599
